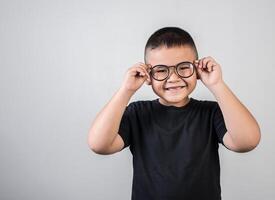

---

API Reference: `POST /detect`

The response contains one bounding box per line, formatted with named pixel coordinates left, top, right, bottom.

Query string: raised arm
left=210, top=81, right=261, bottom=152
left=88, top=87, right=133, bottom=154
left=87, top=62, right=150, bottom=155
left=195, top=57, right=261, bottom=153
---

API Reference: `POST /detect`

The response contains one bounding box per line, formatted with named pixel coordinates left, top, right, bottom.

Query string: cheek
left=187, top=77, right=197, bottom=90
left=186, top=72, right=197, bottom=84
left=151, top=81, right=164, bottom=92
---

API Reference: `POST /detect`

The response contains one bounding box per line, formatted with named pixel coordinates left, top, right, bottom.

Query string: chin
left=159, top=95, right=189, bottom=106
left=152, top=84, right=195, bottom=106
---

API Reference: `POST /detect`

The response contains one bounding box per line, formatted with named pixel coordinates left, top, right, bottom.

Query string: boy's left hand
left=194, top=56, right=223, bottom=89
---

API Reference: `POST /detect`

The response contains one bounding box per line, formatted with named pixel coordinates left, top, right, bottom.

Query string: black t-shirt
left=118, top=98, right=227, bottom=200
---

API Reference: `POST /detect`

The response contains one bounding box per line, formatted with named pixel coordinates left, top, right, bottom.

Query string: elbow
left=87, top=139, right=99, bottom=153
left=87, top=130, right=100, bottom=153
left=89, top=146, right=109, bottom=155
left=251, top=122, right=261, bottom=149
left=89, top=145, right=113, bottom=155
left=236, top=143, right=259, bottom=153
left=226, top=126, right=261, bottom=153
left=87, top=131, right=109, bottom=155
left=248, top=130, right=261, bottom=151
left=237, top=129, right=261, bottom=153
left=238, top=142, right=259, bottom=153
left=249, top=125, right=261, bottom=150
left=88, top=140, right=107, bottom=155
left=240, top=120, right=261, bottom=152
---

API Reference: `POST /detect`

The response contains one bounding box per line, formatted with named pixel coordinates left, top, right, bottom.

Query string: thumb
left=195, top=65, right=203, bottom=80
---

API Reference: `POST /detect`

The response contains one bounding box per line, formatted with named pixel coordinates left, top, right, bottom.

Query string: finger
left=205, top=60, right=214, bottom=72
left=202, top=57, right=216, bottom=65
left=138, top=65, right=150, bottom=78
left=212, top=64, right=218, bottom=71
left=140, top=63, right=151, bottom=75
left=135, top=62, right=147, bottom=67
left=195, top=60, right=208, bottom=77
left=137, top=66, right=146, bottom=75
left=202, top=57, right=211, bottom=68
left=195, top=65, right=203, bottom=78
left=194, top=60, right=200, bottom=68
left=205, top=58, right=219, bottom=72
left=132, top=63, right=147, bottom=74
left=201, top=57, right=214, bottom=72
left=199, top=58, right=205, bottom=69
left=195, top=60, right=203, bottom=73
left=145, top=63, right=152, bottom=69
left=134, top=69, right=145, bottom=78
left=146, top=64, right=153, bottom=74
left=136, top=66, right=150, bottom=78
left=145, top=64, right=152, bottom=74
left=130, top=66, right=145, bottom=77
left=195, top=60, right=202, bottom=70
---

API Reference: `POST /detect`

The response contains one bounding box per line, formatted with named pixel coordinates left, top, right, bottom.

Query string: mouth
left=165, top=86, right=186, bottom=91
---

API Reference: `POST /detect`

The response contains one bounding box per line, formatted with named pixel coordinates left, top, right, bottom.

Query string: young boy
left=88, top=27, right=261, bottom=200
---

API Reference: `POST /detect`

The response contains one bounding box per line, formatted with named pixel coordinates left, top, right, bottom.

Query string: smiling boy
left=88, top=27, right=261, bottom=200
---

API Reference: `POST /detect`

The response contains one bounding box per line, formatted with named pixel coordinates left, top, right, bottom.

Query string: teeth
left=170, top=87, right=180, bottom=89
left=166, top=86, right=185, bottom=90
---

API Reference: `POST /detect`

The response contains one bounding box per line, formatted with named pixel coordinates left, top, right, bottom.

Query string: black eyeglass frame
left=148, top=61, right=196, bottom=81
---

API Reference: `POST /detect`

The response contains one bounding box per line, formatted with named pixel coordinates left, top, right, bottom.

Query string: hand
left=194, top=56, right=223, bottom=89
left=120, top=62, right=150, bottom=93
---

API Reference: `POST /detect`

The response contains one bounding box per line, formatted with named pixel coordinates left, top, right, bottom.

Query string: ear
left=145, top=64, right=152, bottom=85
left=196, top=70, right=200, bottom=80
left=194, top=65, right=200, bottom=80
left=145, top=76, right=152, bottom=85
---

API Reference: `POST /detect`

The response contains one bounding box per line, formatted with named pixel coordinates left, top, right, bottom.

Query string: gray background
left=0, top=0, right=274, bottom=199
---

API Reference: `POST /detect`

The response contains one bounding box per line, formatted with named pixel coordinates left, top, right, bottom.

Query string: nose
left=167, top=66, right=181, bottom=82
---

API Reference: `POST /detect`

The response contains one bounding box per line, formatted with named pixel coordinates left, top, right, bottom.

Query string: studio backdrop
left=0, top=0, right=274, bottom=200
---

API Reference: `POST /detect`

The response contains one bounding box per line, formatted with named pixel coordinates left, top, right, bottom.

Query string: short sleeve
left=213, top=103, right=227, bottom=145
left=118, top=102, right=134, bottom=149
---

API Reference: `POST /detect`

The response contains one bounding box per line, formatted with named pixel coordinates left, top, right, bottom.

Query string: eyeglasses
left=149, top=61, right=195, bottom=81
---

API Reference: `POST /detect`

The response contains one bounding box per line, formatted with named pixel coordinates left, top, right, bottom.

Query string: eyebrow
left=150, top=61, right=194, bottom=67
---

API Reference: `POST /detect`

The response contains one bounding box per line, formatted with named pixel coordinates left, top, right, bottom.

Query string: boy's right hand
left=120, top=62, right=150, bottom=94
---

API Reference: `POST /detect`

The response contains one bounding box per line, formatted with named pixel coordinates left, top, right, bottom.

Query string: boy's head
left=144, top=27, right=199, bottom=107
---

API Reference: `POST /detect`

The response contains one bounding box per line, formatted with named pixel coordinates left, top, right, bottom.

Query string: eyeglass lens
left=151, top=62, right=194, bottom=81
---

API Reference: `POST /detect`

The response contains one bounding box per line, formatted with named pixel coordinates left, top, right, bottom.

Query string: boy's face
left=145, top=45, right=197, bottom=107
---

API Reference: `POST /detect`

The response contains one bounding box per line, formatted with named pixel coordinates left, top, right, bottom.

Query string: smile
left=165, top=86, right=186, bottom=90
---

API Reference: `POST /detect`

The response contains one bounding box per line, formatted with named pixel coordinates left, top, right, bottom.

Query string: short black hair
left=144, top=27, right=198, bottom=62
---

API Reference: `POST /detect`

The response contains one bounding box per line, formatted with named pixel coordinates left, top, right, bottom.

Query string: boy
left=88, top=27, right=261, bottom=200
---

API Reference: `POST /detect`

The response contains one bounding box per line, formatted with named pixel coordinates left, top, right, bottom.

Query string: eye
left=177, top=63, right=194, bottom=77
left=153, top=66, right=168, bottom=73
left=178, top=66, right=189, bottom=70
left=178, top=63, right=192, bottom=71
left=156, top=69, right=166, bottom=73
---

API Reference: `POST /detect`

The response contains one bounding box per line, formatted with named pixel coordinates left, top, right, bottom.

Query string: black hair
left=144, top=27, right=198, bottom=61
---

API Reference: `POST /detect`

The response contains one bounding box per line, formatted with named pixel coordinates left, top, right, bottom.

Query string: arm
left=210, top=81, right=261, bottom=152
left=87, top=87, right=133, bottom=154
left=195, top=57, right=261, bottom=153
left=88, top=62, right=150, bottom=154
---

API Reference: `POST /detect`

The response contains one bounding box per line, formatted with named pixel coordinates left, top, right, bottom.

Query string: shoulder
left=124, top=99, right=155, bottom=115
left=127, top=99, right=155, bottom=109
left=191, top=98, right=219, bottom=111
